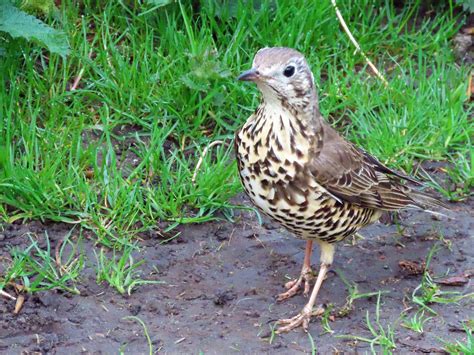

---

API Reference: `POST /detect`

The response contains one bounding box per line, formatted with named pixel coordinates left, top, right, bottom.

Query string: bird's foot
left=277, top=266, right=314, bottom=301
left=275, top=305, right=324, bottom=333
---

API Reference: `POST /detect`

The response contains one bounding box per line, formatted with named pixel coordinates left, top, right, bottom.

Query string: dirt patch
left=0, top=194, right=472, bottom=353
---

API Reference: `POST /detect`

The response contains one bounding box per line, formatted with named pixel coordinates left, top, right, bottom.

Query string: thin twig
left=331, top=0, right=388, bottom=86
left=70, top=67, right=85, bottom=91
left=191, top=140, right=224, bottom=184
left=0, top=289, right=16, bottom=301
left=70, top=50, right=93, bottom=91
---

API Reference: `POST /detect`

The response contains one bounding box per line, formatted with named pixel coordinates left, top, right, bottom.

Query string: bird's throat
left=242, top=101, right=315, bottom=167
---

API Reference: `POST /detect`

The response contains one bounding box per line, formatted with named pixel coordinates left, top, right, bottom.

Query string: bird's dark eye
left=283, top=65, right=295, bottom=77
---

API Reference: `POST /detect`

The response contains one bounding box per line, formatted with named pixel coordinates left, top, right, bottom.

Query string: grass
left=320, top=303, right=335, bottom=334
left=95, top=243, right=163, bottom=295
left=121, top=316, right=154, bottom=355
left=338, top=292, right=397, bottom=354
left=325, top=242, right=473, bottom=352
left=0, top=229, right=83, bottom=295
left=335, top=268, right=389, bottom=316
left=307, top=332, right=317, bottom=355
left=442, top=323, right=474, bottom=355
left=401, top=310, right=432, bottom=333
left=1, top=0, right=472, bottom=237
left=411, top=243, right=474, bottom=315
left=0, top=0, right=472, bottom=347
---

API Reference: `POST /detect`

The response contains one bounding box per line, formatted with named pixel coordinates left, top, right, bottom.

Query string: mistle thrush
left=235, top=47, right=447, bottom=333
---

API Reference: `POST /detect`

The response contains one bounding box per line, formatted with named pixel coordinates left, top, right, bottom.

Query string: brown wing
left=308, top=123, right=418, bottom=211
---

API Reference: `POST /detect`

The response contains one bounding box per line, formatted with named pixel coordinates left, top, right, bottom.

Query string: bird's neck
left=259, top=91, right=323, bottom=135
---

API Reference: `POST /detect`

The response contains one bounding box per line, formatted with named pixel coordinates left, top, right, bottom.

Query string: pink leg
left=276, top=242, right=335, bottom=333
left=277, top=240, right=314, bottom=301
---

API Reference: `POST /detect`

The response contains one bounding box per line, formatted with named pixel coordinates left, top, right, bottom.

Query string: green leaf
left=20, top=0, right=55, bottom=16
left=456, top=0, right=474, bottom=12
left=0, top=3, right=69, bottom=56
left=146, top=0, right=173, bottom=7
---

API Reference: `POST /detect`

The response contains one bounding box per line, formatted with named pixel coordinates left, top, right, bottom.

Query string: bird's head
left=238, top=47, right=318, bottom=114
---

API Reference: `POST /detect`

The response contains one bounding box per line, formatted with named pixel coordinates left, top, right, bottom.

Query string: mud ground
left=0, top=193, right=472, bottom=354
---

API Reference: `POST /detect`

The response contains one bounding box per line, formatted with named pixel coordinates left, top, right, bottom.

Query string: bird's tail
left=409, top=189, right=451, bottom=217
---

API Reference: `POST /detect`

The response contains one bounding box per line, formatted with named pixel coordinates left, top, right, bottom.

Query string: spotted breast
left=235, top=102, right=380, bottom=244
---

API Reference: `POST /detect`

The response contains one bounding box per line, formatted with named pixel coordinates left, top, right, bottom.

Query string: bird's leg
left=276, top=242, right=335, bottom=333
left=277, top=240, right=314, bottom=301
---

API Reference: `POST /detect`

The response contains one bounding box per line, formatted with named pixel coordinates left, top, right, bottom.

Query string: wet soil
left=0, top=195, right=472, bottom=354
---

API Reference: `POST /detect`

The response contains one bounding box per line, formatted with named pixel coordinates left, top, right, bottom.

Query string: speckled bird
left=235, top=47, right=447, bottom=333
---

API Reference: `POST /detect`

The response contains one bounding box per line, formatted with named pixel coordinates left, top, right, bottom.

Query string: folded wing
left=308, top=124, right=446, bottom=212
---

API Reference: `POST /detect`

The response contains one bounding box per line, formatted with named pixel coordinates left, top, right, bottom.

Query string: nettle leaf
left=201, top=0, right=273, bottom=19
left=456, top=0, right=474, bottom=12
left=146, top=0, right=173, bottom=7
left=20, top=0, right=55, bottom=16
left=0, top=2, right=69, bottom=56
left=180, top=48, right=231, bottom=91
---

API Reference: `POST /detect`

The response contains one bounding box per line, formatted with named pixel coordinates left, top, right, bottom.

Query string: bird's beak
left=237, top=68, right=259, bottom=82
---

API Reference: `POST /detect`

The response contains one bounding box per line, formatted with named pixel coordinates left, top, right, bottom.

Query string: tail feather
left=408, top=189, right=451, bottom=216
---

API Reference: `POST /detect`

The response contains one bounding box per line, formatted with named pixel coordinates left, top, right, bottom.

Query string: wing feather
left=308, top=124, right=418, bottom=211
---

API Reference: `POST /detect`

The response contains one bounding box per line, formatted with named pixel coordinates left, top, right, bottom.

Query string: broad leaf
left=0, top=2, right=69, bottom=56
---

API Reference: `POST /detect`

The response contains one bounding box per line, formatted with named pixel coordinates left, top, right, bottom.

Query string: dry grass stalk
left=331, top=0, right=389, bottom=86
left=191, top=140, right=224, bottom=184
left=0, top=289, right=16, bottom=301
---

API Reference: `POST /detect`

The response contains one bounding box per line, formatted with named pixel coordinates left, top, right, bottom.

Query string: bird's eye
left=283, top=65, right=295, bottom=77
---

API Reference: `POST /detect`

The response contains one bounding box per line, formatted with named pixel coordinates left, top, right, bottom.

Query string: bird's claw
left=277, top=280, right=301, bottom=301
left=275, top=305, right=324, bottom=333
left=277, top=267, right=314, bottom=301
